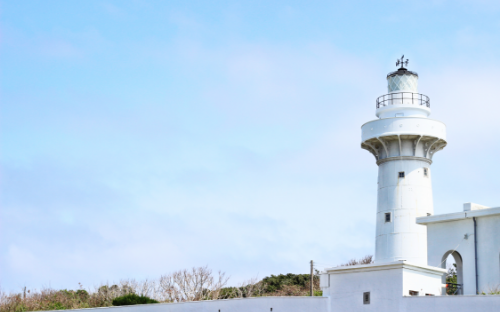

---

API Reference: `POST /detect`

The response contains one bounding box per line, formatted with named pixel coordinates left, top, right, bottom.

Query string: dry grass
left=1, top=262, right=332, bottom=312
left=0, top=266, right=229, bottom=312
left=481, top=285, right=500, bottom=295
left=218, top=276, right=320, bottom=298
left=340, top=255, right=374, bottom=266
left=0, top=287, right=112, bottom=312
left=271, top=280, right=320, bottom=297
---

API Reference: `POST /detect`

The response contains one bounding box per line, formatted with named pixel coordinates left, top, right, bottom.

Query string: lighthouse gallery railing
left=376, top=92, right=430, bottom=109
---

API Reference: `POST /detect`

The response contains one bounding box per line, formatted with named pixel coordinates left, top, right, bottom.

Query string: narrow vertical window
left=363, top=292, right=370, bottom=304
left=423, top=167, right=428, bottom=176
left=385, top=212, right=391, bottom=223
left=398, top=171, right=405, bottom=178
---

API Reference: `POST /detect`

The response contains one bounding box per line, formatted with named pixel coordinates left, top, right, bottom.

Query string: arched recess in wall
left=441, top=250, right=463, bottom=295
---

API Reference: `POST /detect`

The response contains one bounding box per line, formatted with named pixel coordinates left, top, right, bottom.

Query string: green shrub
left=47, top=302, right=66, bottom=310
left=75, top=290, right=89, bottom=299
left=219, top=287, right=239, bottom=299
left=261, top=274, right=318, bottom=293
left=112, top=294, right=159, bottom=306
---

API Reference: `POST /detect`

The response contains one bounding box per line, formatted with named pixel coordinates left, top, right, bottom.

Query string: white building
left=418, top=203, right=500, bottom=295
left=319, top=60, right=449, bottom=309
left=319, top=58, right=500, bottom=310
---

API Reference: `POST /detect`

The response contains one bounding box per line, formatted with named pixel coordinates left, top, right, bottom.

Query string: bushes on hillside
left=5, top=260, right=388, bottom=312
left=0, top=288, right=109, bottom=312
left=112, top=294, right=159, bottom=306
left=261, top=273, right=317, bottom=293
left=218, top=273, right=321, bottom=298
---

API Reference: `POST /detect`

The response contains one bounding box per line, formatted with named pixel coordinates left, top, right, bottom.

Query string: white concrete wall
left=422, top=209, right=500, bottom=295
left=324, top=266, right=403, bottom=312
left=361, top=117, right=446, bottom=143
left=322, top=262, right=500, bottom=312
left=376, top=158, right=433, bottom=264
left=423, top=217, right=473, bottom=292
left=42, top=297, right=329, bottom=312
left=38, top=289, right=500, bottom=312
left=401, top=295, right=500, bottom=312
left=477, top=214, right=500, bottom=292
left=361, top=115, right=446, bottom=266
left=401, top=267, right=443, bottom=296
left=322, top=262, right=444, bottom=312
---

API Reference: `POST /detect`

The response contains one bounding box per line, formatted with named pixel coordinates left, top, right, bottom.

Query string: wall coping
left=323, top=261, right=446, bottom=276
left=417, top=207, right=500, bottom=225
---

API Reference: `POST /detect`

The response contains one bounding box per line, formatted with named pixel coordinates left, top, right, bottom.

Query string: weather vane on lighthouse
left=396, top=55, right=409, bottom=69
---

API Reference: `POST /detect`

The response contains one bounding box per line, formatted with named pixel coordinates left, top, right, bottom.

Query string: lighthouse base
left=320, top=261, right=446, bottom=312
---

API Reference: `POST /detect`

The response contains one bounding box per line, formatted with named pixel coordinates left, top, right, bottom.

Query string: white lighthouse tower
left=321, top=58, right=449, bottom=303
left=361, top=56, right=447, bottom=265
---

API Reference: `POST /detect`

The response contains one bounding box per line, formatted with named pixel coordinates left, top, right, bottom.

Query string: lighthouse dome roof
left=387, top=68, right=418, bottom=78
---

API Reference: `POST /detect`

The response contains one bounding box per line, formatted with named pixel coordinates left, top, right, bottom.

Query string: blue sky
left=2, top=0, right=500, bottom=291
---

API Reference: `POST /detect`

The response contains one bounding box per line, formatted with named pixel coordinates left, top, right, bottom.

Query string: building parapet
left=417, top=206, right=500, bottom=225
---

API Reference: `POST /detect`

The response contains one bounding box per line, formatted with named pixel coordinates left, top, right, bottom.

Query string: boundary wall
left=40, top=295, right=500, bottom=312
left=41, top=297, right=329, bottom=312
left=401, top=295, right=500, bottom=312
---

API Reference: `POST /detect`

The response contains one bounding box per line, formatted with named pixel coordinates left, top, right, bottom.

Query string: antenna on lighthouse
left=396, top=55, right=409, bottom=69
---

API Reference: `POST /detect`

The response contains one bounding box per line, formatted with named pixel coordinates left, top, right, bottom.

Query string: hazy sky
left=2, top=0, right=500, bottom=292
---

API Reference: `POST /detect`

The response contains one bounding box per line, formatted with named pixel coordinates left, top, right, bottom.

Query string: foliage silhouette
left=112, top=294, right=159, bottom=306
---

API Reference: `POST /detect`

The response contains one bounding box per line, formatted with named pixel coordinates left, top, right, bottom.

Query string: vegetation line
left=1, top=256, right=378, bottom=312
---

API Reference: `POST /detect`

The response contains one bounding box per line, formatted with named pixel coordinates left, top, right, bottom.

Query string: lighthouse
left=321, top=58, right=452, bottom=302
left=361, top=56, right=447, bottom=265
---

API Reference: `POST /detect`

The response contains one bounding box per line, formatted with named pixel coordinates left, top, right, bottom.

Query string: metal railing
left=446, top=283, right=463, bottom=295
left=376, top=92, right=430, bottom=109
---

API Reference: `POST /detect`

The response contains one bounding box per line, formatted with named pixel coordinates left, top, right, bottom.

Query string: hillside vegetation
left=0, top=256, right=374, bottom=312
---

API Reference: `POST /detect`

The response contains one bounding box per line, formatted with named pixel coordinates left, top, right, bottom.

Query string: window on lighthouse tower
left=385, top=212, right=391, bottom=222
left=398, top=171, right=405, bottom=178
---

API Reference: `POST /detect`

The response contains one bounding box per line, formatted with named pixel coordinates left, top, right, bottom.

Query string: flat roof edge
left=417, top=207, right=500, bottom=225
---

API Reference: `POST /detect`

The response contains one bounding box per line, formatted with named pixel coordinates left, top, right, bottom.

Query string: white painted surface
left=402, top=266, right=444, bottom=296
left=42, top=297, right=329, bottom=312
left=361, top=117, right=446, bottom=143
left=321, top=261, right=445, bottom=312
left=376, top=105, right=430, bottom=119
left=417, top=206, right=500, bottom=295
left=324, top=265, right=404, bottom=312
left=361, top=70, right=446, bottom=265
left=375, top=158, right=433, bottom=264
left=463, top=202, right=490, bottom=211
left=401, top=295, right=500, bottom=312
left=40, top=294, right=500, bottom=312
